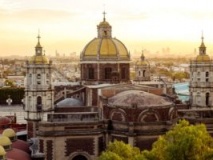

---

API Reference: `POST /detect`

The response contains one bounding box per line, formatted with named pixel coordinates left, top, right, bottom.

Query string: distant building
left=134, top=52, right=151, bottom=81
left=7, top=75, right=25, bottom=87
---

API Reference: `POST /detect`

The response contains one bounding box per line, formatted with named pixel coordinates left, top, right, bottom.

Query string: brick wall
left=65, top=138, right=94, bottom=156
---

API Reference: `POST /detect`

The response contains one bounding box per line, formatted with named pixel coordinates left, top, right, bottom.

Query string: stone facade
left=24, top=35, right=54, bottom=139
left=37, top=107, right=105, bottom=160
left=189, top=36, right=213, bottom=107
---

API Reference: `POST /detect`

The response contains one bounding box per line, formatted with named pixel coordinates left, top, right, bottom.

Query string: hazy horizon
left=1, top=0, right=213, bottom=57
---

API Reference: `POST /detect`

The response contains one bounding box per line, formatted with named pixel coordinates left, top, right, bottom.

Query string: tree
left=99, top=140, right=145, bottom=160
left=4, top=79, right=15, bottom=87
left=143, top=120, right=213, bottom=160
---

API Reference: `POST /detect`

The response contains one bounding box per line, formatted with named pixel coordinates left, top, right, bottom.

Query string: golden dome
left=195, top=55, right=210, bottom=62
left=0, top=146, right=6, bottom=156
left=98, top=21, right=110, bottom=27
left=3, top=128, right=16, bottom=139
left=0, top=136, right=12, bottom=147
left=81, top=38, right=130, bottom=60
left=200, top=42, right=206, bottom=48
left=136, top=60, right=149, bottom=66
left=29, top=55, right=49, bottom=64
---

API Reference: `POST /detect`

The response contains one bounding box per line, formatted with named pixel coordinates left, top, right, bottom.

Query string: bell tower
left=135, top=51, right=151, bottom=81
left=97, top=11, right=112, bottom=38
left=189, top=35, right=213, bottom=107
left=24, top=33, right=54, bottom=138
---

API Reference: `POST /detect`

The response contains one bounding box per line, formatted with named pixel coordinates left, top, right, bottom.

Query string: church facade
left=22, top=13, right=193, bottom=160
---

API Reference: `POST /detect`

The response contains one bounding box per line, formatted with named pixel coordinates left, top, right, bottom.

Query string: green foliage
left=172, top=72, right=189, bottom=81
left=4, top=79, right=15, bottom=87
left=0, top=88, right=24, bottom=104
left=143, top=120, right=213, bottom=160
left=99, top=140, right=146, bottom=160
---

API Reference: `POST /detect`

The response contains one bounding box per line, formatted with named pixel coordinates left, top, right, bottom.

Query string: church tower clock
left=24, top=34, right=54, bottom=138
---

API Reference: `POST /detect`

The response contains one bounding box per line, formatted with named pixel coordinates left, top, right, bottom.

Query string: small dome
left=108, top=90, right=172, bottom=108
left=6, top=148, right=31, bottom=160
left=0, top=116, right=11, bottom=125
left=136, top=60, right=149, bottom=66
left=136, top=53, right=149, bottom=66
left=56, top=98, right=84, bottom=107
left=2, top=128, right=16, bottom=140
left=81, top=38, right=130, bottom=60
left=0, top=136, right=12, bottom=147
left=29, top=55, right=49, bottom=64
left=195, top=55, right=210, bottom=62
left=98, top=21, right=110, bottom=27
left=0, top=145, right=6, bottom=156
left=12, top=139, right=30, bottom=153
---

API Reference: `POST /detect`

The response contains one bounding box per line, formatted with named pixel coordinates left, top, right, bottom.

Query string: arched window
left=105, top=67, right=112, bottom=79
left=206, top=72, right=209, bottom=77
left=121, top=67, right=126, bottom=79
left=206, top=93, right=210, bottom=106
left=37, top=96, right=42, bottom=111
left=37, top=74, right=41, bottom=79
left=72, top=155, right=88, bottom=160
left=143, top=70, right=146, bottom=77
left=88, top=67, right=94, bottom=79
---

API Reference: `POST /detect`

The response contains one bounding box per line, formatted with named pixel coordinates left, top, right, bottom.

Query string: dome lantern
left=29, top=33, right=50, bottom=64
left=141, top=51, right=145, bottom=61
left=199, top=33, right=206, bottom=55
left=35, top=31, right=43, bottom=56
left=97, top=11, right=112, bottom=38
left=195, top=33, right=210, bottom=62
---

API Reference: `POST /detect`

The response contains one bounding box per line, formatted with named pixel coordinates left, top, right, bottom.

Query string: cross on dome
left=37, top=30, right=41, bottom=44
left=103, top=11, right=106, bottom=21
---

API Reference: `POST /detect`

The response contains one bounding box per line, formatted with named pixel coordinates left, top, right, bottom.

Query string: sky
left=1, top=0, right=213, bottom=57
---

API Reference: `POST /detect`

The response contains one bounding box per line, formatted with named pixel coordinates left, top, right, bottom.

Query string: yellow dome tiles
left=84, top=38, right=99, bottom=56
left=196, top=55, right=210, bottom=62
left=100, top=39, right=117, bottom=56
left=112, top=39, right=128, bottom=57
left=82, top=38, right=129, bottom=59
left=81, top=13, right=130, bottom=61
left=0, top=146, right=6, bottom=156
left=137, top=61, right=149, bottom=66
left=0, top=136, right=12, bottom=147
left=2, top=128, right=16, bottom=138
left=98, top=21, right=111, bottom=27
left=29, top=55, right=49, bottom=64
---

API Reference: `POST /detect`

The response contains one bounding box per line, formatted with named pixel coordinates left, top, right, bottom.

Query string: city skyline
left=1, top=0, right=213, bottom=57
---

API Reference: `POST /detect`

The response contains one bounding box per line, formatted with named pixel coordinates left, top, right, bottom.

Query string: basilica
left=1, top=12, right=213, bottom=160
